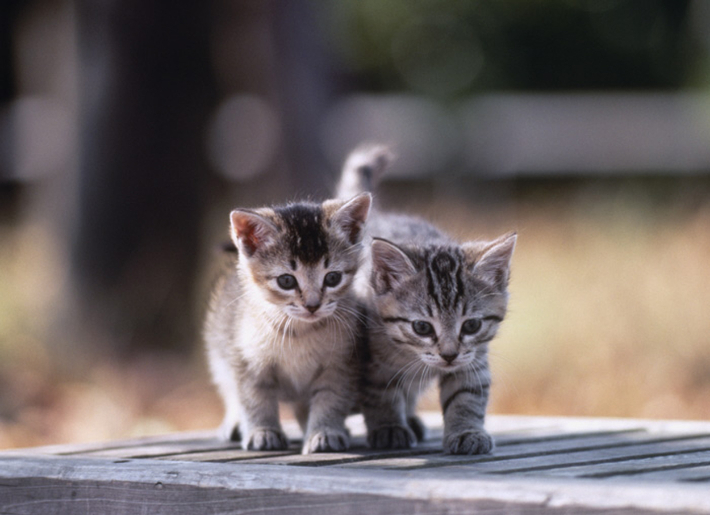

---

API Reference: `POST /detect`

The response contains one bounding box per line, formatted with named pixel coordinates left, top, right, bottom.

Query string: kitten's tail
left=336, top=143, right=394, bottom=200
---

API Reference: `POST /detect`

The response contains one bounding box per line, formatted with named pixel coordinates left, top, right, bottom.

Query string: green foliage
left=321, top=0, right=702, bottom=97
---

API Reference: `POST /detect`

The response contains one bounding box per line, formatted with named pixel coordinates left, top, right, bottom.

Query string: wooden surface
left=2, top=414, right=710, bottom=514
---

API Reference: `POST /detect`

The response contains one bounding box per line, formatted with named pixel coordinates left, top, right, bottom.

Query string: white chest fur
left=235, top=309, right=349, bottom=399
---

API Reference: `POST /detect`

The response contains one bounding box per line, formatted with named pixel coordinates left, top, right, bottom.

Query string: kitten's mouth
left=433, top=360, right=469, bottom=371
left=292, top=310, right=330, bottom=323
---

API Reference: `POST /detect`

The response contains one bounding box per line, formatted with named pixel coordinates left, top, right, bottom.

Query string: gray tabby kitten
left=204, top=193, right=371, bottom=454
left=338, top=146, right=516, bottom=455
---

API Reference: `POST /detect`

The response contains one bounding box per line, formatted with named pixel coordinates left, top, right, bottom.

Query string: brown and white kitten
left=338, top=146, right=516, bottom=455
left=204, top=194, right=371, bottom=454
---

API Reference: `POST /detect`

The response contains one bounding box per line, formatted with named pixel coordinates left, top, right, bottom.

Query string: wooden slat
left=2, top=454, right=710, bottom=514
left=79, top=440, right=242, bottom=459
left=554, top=450, right=710, bottom=479
left=4, top=415, right=710, bottom=513
left=437, top=435, right=710, bottom=476
left=1, top=430, right=217, bottom=456
left=154, top=448, right=300, bottom=462
left=336, top=430, right=649, bottom=470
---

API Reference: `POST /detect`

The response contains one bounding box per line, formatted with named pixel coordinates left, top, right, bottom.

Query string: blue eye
left=277, top=274, right=297, bottom=290
left=323, top=271, right=342, bottom=288
left=461, top=318, right=482, bottom=335
left=412, top=320, right=434, bottom=337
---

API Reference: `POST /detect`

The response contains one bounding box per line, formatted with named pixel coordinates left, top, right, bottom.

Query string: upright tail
left=336, top=143, right=394, bottom=200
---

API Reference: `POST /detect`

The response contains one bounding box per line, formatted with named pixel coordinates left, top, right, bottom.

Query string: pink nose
left=305, top=302, right=321, bottom=314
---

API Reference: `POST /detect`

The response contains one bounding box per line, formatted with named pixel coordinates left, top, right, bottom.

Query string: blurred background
left=1, top=0, right=710, bottom=449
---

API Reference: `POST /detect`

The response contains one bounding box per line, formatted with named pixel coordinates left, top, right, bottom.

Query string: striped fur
left=204, top=194, right=371, bottom=454
left=337, top=145, right=516, bottom=455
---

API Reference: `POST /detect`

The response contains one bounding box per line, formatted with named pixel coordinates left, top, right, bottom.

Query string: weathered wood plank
left=0, top=475, right=666, bottom=515
left=153, top=448, right=300, bottom=462
left=547, top=450, right=710, bottom=479
left=639, top=464, right=710, bottom=482
left=1, top=430, right=217, bottom=456
left=2, top=455, right=710, bottom=514
left=336, top=430, right=671, bottom=470
left=450, top=435, right=710, bottom=475
left=4, top=415, right=710, bottom=513
left=76, top=440, right=242, bottom=459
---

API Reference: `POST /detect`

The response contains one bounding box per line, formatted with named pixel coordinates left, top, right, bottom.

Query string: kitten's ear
left=230, top=209, right=278, bottom=257
left=371, top=238, right=416, bottom=294
left=328, top=192, right=372, bottom=245
left=463, top=232, right=517, bottom=290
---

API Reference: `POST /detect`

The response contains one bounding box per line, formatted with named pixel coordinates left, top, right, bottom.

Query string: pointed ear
left=329, top=192, right=372, bottom=245
left=463, top=232, right=517, bottom=290
left=230, top=209, right=278, bottom=257
left=371, top=238, right=416, bottom=294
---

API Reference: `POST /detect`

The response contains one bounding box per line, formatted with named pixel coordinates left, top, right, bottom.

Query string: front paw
left=444, top=429, right=494, bottom=455
left=303, top=428, right=350, bottom=454
left=246, top=428, right=289, bottom=451
left=368, top=425, right=416, bottom=450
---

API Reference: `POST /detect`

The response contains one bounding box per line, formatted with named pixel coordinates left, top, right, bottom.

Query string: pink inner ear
left=231, top=212, right=271, bottom=257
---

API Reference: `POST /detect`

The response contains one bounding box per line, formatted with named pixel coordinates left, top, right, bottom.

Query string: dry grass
left=2, top=181, right=709, bottom=449
left=426, top=183, right=710, bottom=421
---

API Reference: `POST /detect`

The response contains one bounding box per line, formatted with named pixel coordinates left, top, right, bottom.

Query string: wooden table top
left=2, top=414, right=710, bottom=514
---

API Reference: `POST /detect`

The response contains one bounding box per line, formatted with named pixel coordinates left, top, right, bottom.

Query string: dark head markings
left=426, top=248, right=464, bottom=311
left=275, top=203, right=328, bottom=265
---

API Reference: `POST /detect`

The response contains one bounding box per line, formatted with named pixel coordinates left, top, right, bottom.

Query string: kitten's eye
left=323, top=271, right=342, bottom=288
left=277, top=274, right=298, bottom=290
left=412, top=320, right=435, bottom=337
left=461, top=318, right=482, bottom=335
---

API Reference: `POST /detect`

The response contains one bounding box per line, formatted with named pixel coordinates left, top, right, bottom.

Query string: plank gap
left=581, top=460, right=710, bottom=479
left=491, top=445, right=710, bottom=475
left=387, top=433, right=710, bottom=471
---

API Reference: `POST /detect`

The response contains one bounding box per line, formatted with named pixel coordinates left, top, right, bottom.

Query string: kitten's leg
left=361, top=364, right=416, bottom=449
left=405, top=393, right=428, bottom=443
left=439, top=371, right=493, bottom=455
left=208, top=350, right=242, bottom=442
left=302, top=364, right=354, bottom=454
left=238, top=374, right=289, bottom=451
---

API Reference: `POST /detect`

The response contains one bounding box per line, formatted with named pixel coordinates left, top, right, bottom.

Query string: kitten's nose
left=440, top=352, right=458, bottom=364
left=305, top=302, right=321, bottom=314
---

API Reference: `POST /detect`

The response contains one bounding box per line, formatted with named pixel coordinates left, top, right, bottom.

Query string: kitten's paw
left=407, top=415, right=428, bottom=442
left=303, top=428, right=350, bottom=454
left=368, top=425, right=416, bottom=450
left=444, top=429, right=494, bottom=455
left=246, top=428, right=289, bottom=451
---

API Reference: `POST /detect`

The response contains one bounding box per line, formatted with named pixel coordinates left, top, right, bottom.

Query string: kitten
left=337, top=145, right=516, bottom=455
left=204, top=193, right=371, bottom=454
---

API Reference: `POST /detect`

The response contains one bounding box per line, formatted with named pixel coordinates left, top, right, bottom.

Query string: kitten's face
left=230, top=194, right=371, bottom=323
left=370, top=234, right=516, bottom=372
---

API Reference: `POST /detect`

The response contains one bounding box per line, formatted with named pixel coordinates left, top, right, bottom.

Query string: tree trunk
left=71, top=0, right=214, bottom=358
